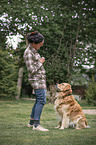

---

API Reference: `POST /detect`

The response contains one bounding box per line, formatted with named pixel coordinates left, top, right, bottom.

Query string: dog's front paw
left=60, top=126, right=64, bottom=129
left=54, top=125, right=60, bottom=128
left=76, top=127, right=81, bottom=129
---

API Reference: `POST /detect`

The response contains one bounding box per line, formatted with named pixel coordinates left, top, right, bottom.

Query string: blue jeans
left=30, top=89, right=46, bottom=123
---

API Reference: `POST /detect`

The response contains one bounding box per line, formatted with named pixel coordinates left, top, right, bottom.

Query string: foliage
left=0, top=47, right=17, bottom=98
left=86, top=82, right=96, bottom=106
left=0, top=0, right=96, bottom=97
left=0, top=100, right=96, bottom=145
left=71, top=68, right=90, bottom=86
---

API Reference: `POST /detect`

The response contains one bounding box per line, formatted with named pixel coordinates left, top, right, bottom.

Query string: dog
left=54, top=83, right=89, bottom=129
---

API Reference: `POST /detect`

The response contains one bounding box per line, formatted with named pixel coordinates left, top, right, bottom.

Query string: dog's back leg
left=76, top=122, right=86, bottom=129
left=76, top=117, right=86, bottom=129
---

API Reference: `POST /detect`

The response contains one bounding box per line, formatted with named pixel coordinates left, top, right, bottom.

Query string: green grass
left=0, top=100, right=96, bottom=145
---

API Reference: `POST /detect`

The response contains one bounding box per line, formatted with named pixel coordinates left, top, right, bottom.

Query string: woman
left=23, top=31, right=49, bottom=131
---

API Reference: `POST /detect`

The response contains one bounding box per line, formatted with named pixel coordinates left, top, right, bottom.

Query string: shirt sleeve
left=24, top=51, right=42, bottom=76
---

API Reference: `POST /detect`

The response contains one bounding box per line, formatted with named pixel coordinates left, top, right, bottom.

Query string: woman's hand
left=39, top=57, right=45, bottom=64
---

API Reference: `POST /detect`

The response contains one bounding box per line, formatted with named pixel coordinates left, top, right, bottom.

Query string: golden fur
left=54, top=83, right=88, bottom=129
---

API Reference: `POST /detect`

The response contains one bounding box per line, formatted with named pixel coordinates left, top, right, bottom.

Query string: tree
left=86, top=82, right=96, bottom=106
left=0, top=0, right=96, bottom=98
left=0, top=47, right=17, bottom=98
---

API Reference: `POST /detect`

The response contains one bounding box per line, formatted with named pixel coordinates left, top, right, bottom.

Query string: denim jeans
left=30, top=89, right=46, bottom=123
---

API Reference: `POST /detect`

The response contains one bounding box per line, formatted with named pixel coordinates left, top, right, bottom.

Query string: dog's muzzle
left=56, top=84, right=61, bottom=91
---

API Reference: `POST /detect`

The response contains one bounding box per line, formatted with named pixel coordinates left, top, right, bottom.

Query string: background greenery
left=0, top=0, right=96, bottom=103
left=0, top=100, right=96, bottom=145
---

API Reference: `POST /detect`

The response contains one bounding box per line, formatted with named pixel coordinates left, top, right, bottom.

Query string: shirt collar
left=29, top=44, right=37, bottom=53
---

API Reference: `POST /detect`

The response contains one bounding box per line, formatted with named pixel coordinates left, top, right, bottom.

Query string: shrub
left=0, top=47, right=17, bottom=99
left=86, top=82, right=96, bottom=106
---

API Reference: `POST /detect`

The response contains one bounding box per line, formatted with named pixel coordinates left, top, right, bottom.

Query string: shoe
left=33, top=125, right=49, bottom=131
left=28, top=123, right=33, bottom=127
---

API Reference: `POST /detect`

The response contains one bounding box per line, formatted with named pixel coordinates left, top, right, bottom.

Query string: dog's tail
left=85, top=119, right=88, bottom=126
left=85, top=122, right=91, bottom=128
left=85, top=119, right=91, bottom=128
left=86, top=125, right=91, bottom=128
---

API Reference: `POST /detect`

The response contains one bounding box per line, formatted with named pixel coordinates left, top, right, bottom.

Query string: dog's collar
left=63, top=94, right=72, bottom=98
left=57, top=94, right=73, bottom=99
left=67, top=94, right=72, bottom=96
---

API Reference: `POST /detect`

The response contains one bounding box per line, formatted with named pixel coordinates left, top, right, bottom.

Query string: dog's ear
left=61, top=89, right=72, bottom=98
left=56, top=89, right=72, bottom=98
left=63, top=85, right=71, bottom=92
left=60, top=92, right=65, bottom=97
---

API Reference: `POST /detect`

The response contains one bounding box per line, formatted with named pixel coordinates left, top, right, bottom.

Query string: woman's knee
left=39, top=97, right=46, bottom=105
left=35, top=89, right=46, bottom=105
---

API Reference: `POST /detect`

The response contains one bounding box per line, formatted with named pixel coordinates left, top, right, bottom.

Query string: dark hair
left=27, top=31, right=44, bottom=44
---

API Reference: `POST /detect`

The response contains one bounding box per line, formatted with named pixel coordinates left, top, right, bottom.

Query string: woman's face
left=32, top=40, right=44, bottom=50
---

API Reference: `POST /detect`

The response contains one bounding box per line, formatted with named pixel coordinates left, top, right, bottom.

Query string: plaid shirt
left=23, top=44, right=46, bottom=89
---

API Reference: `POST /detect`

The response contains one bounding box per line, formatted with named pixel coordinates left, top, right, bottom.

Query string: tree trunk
left=15, top=35, right=28, bottom=100
left=16, top=67, right=24, bottom=100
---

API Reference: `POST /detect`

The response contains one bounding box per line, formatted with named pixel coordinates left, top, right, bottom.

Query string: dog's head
left=56, top=83, right=71, bottom=92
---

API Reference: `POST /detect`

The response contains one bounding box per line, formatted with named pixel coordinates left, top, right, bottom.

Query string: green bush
left=86, top=82, right=96, bottom=106
left=0, top=47, right=17, bottom=99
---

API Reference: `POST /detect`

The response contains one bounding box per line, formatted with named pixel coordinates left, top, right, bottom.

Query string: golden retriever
left=54, top=83, right=89, bottom=129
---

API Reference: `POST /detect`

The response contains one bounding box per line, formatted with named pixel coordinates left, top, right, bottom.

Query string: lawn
left=0, top=99, right=96, bottom=145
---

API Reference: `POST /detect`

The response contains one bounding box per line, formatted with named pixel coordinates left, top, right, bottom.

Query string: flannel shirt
left=23, top=44, right=46, bottom=89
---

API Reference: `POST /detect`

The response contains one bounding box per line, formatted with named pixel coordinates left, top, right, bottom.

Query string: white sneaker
left=28, top=123, right=33, bottom=127
left=33, top=125, right=49, bottom=131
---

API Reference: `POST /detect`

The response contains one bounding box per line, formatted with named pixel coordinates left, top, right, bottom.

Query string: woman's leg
left=33, top=89, right=46, bottom=126
left=30, top=101, right=36, bottom=119
left=28, top=101, right=37, bottom=126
